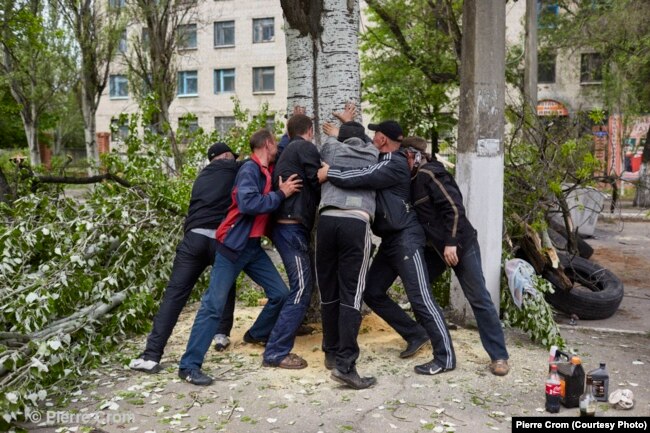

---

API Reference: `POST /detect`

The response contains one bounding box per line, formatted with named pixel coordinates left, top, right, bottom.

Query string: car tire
left=544, top=254, right=624, bottom=320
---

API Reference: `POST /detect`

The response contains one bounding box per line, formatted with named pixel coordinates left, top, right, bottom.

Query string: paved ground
left=22, top=212, right=650, bottom=433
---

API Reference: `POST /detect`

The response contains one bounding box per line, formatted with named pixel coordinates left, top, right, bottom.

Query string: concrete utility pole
left=453, top=0, right=506, bottom=318
left=524, top=0, right=538, bottom=107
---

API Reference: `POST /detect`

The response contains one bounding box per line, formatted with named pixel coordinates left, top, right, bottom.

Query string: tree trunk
left=0, top=165, right=11, bottom=203
left=283, top=0, right=362, bottom=145
left=82, top=87, right=100, bottom=175
left=282, top=0, right=361, bottom=322
left=22, top=109, right=41, bottom=166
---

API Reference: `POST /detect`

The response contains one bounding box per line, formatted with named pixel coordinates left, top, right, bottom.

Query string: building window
left=111, top=118, right=129, bottom=142
left=179, top=116, right=200, bottom=133
left=118, top=29, right=127, bottom=54
left=538, top=50, right=556, bottom=83
left=214, top=21, right=235, bottom=47
left=215, top=116, right=236, bottom=135
left=109, top=74, right=128, bottom=98
left=214, top=68, right=235, bottom=94
left=252, top=67, right=275, bottom=93
left=177, top=24, right=197, bottom=50
left=537, top=0, right=559, bottom=28
left=253, top=18, right=274, bottom=43
left=177, top=70, right=198, bottom=96
left=580, top=53, right=603, bottom=83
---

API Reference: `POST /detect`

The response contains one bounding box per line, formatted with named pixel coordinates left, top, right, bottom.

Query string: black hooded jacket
left=183, top=159, right=241, bottom=233
left=411, top=159, right=477, bottom=255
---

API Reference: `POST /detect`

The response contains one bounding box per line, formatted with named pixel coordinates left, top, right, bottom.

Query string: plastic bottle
left=588, top=362, right=609, bottom=402
left=557, top=355, right=585, bottom=408
left=579, top=375, right=597, bottom=417
left=545, top=364, right=561, bottom=413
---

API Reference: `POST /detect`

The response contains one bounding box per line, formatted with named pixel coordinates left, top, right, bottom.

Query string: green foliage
left=0, top=101, right=278, bottom=427
left=430, top=269, right=452, bottom=309
left=546, top=0, right=650, bottom=116
left=360, top=0, right=460, bottom=149
left=500, top=259, right=565, bottom=350
left=0, top=85, right=27, bottom=149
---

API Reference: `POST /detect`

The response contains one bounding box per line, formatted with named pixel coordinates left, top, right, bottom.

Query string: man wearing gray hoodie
left=316, top=107, right=379, bottom=390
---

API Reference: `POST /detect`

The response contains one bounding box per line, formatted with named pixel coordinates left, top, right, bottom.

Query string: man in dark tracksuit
left=316, top=118, right=379, bottom=389
left=403, top=136, right=510, bottom=376
left=318, top=120, right=456, bottom=377
left=129, top=142, right=239, bottom=373
left=262, top=114, right=321, bottom=369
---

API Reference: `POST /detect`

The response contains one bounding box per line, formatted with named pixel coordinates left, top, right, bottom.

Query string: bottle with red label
left=545, top=364, right=561, bottom=413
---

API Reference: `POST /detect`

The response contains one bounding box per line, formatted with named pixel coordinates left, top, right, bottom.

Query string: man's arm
left=237, top=165, right=301, bottom=215
left=417, top=168, right=464, bottom=266
left=322, top=157, right=405, bottom=190
left=300, top=142, right=322, bottom=192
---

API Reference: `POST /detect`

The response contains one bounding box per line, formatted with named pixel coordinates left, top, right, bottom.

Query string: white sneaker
left=213, top=334, right=230, bottom=351
left=128, top=358, right=161, bottom=373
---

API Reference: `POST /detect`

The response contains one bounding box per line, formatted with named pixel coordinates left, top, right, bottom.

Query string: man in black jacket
left=261, top=114, right=321, bottom=369
left=129, top=142, right=239, bottom=373
left=318, top=121, right=456, bottom=381
left=403, top=136, right=509, bottom=376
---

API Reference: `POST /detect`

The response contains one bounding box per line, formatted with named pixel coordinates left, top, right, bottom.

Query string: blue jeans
left=143, top=231, right=235, bottom=363
left=263, top=224, right=313, bottom=365
left=180, top=238, right=289, bottom=370
left=425, top=238, right=509, bottom=361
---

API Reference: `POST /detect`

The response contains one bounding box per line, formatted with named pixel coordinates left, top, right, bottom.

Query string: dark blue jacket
left=216, top=156, right=285, bottom=260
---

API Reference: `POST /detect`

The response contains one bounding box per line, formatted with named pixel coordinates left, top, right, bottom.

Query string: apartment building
left=95, top=0, right=288, bottom=143
left=97, top=1, right=606, bottom=145
left=506, top=0, right=604, bottom=117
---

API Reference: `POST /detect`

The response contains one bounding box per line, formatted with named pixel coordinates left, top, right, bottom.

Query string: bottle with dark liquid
left=545, top=364, right=561, bottom=413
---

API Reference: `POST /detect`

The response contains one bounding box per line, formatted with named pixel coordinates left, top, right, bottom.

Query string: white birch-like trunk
left=284, top=0, right=362, bottom=145
left=285, top=26, right=315, bottom=116
left=22, top=109, right=41, bottom=167
left=82, top=86, right=100, bottom=175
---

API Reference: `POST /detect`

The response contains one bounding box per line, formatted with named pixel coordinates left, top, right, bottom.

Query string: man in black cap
left=129, top=142, right=240, bottom=373
left=318, top=119, right=456, bottom=378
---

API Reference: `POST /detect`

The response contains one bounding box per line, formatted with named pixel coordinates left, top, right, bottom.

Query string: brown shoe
left=489, top=359, right=509, bottom=376
left=263, top=353, right=308, bottom=370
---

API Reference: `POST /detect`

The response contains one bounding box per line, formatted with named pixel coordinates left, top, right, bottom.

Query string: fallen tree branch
left=34, top=173, right=132, bottom=188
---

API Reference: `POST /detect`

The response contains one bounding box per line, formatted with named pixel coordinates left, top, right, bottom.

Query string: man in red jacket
left=178, top=129, right=301, bottom=386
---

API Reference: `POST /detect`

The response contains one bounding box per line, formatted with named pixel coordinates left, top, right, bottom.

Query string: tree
left=58, top=0, right=124, bottom=174
left=361, top=0, right=462, bottom=152
left=544, top=0, right=650, bottom=206
left=122, top=0, right=199, bottom=170
left=0, top=82, right=27, bottom=149
left=281, top=0, right=363, bottom=144
left=0, top=0, right=76, bottom=166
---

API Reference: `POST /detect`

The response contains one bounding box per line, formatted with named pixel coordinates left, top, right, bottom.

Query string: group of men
left=129, top=103, right=510, bottom=390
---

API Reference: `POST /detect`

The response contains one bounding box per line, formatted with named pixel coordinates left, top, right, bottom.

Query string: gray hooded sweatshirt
left=319, top=136, right=379, bottom=219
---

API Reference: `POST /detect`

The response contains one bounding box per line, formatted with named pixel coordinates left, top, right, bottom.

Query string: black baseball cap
left=207, top=142, right=238, bottom=161
left=368, top=120, right=403, bottom=142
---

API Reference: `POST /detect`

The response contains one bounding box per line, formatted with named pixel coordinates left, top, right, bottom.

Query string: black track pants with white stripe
left=316, top=215, right=373, bottom=373
left=363, top=227, right=456, bottom=370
